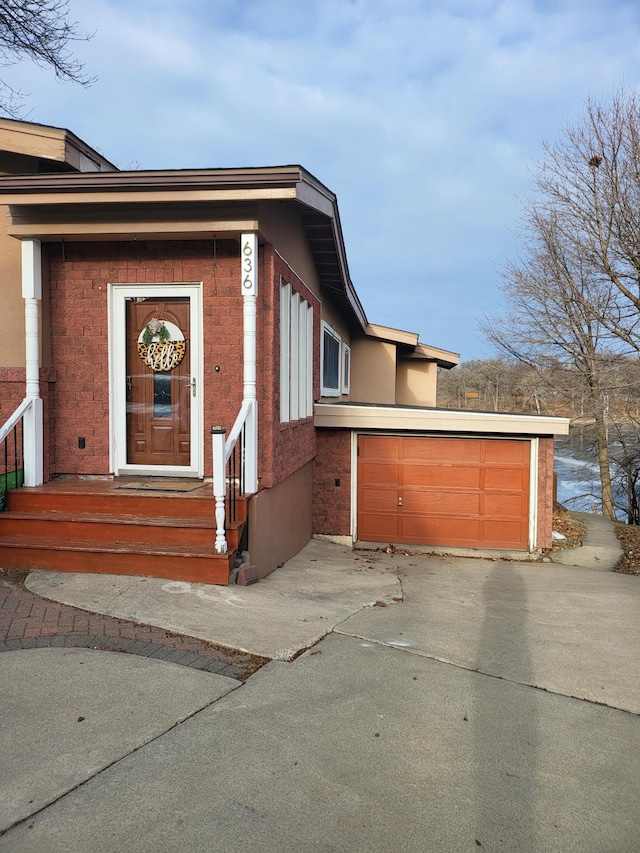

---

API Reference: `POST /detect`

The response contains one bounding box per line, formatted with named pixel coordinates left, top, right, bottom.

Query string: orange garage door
left=357, top=435, right=530, bottom=550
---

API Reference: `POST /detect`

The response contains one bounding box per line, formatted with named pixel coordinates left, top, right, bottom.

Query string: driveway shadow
left=473, top=563, right=539, bottom=851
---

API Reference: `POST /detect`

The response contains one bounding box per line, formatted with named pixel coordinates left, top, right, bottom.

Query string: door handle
left=398, top=496, right=403, bottom=507
left=189, top=376, right=196, bottom=397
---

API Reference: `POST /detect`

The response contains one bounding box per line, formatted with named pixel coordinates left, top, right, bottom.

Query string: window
left=280, top=280, right=313, bottom=423
left=321, top=322, right=341, bottom=396
left=342, top=344, right=351, bottom=394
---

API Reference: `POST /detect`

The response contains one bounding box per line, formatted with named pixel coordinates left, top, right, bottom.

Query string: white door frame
left=108, top=283, right=203, bottom=477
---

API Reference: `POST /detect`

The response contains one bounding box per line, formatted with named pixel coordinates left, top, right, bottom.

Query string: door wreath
left=137, top=319, right=186, bottom=372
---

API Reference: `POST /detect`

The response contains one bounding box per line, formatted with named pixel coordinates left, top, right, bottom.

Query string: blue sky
left=4, top=0, right=640, bottom=360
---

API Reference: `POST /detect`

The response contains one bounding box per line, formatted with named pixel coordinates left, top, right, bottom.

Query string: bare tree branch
left=0, top=0, right=95, bottom=117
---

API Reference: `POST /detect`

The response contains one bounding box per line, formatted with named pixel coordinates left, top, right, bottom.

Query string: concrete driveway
left=1, top=535, right=639, bottom=851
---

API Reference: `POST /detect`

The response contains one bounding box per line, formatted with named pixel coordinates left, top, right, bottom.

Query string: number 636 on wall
left=241, top=233, right=258, bottom=296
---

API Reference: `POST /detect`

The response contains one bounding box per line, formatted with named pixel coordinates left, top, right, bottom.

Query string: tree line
left=438, top=355, right=640, bottom=525
left=442, top=87, right=640, bottom=523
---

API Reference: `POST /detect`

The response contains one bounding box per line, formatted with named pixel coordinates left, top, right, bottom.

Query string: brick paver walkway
left=0, top=573, right=268, bottom=681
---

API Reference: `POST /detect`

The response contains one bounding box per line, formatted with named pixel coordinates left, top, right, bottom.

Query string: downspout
left=22, top=239, right=44, bottom=486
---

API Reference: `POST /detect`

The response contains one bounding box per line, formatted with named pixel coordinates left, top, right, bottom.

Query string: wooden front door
left=126, top=296, right=192, bottom=467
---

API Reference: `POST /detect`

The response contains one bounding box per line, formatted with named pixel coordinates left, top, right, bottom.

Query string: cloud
left=3, top=0, right=640, bottom=357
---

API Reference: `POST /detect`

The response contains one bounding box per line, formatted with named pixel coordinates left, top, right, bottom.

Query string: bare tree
left=0, top=0, right=94, bottom=117
left=533, top=89, right=640, bottom=353
left=480, top=88, right=640, bottom=521
left=481, top=206, right=622, bottom=518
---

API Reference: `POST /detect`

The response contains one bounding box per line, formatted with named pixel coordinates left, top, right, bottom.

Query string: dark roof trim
left=0, top=164, right=368, bottom=330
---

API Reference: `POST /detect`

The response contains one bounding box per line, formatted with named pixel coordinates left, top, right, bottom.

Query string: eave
left=0, top=165, right=368, bottom=330
left=314, top=403, right=571, bottom=436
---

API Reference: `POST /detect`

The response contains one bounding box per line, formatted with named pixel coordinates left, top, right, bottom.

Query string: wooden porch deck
left=0, top=477, right=246, bottom=585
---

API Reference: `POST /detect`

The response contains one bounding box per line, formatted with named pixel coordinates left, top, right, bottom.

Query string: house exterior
left=0, top=118, right=569, bottom=583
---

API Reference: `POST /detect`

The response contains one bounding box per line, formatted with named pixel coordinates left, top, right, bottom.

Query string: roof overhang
left=363, top=324, right=460, bottom=368
left=314, top=403, right=570, bottom=436
left=405, top=342, right=460, bottom=369
left=0, top=117, right=116, bottom=172
left=0, top=164, right=368, bottom=330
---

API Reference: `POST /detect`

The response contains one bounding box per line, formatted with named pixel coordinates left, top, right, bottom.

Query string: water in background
left=554, top=431, right=634, bottom=520
left=554, top=436, right=602, bottom=514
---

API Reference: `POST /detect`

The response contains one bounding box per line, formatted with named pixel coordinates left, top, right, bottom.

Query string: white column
left=211, top=426, right=228, bottom=554
left=241, top=233, right=258, bottom=493
left=22, top=239, right=43, bottom=487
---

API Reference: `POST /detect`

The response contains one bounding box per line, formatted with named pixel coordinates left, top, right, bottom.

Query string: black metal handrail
left=0, top=417, right=24, bottom=512
left=225, top=424, right=246, bottom=525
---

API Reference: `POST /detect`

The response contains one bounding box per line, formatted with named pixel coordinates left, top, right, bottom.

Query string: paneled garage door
left=357, top=435, right=531, bottom=550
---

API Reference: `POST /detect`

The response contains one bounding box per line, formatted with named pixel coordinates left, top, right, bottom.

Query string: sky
left=3, top=0, right=640, bottom=361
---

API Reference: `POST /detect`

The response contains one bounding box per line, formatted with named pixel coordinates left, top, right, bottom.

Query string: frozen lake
left=554, top=441, right=602, bottom=514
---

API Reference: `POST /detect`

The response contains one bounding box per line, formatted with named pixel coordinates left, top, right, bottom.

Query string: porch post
left=22, top=239, right=43, bottom=487
left=211, top=426, right=228, bottom=554
left=241, top=233, right=258, bottom=493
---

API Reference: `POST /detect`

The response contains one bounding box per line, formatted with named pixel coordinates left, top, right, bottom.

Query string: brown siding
left=248, top=460, right=313, bottom=576
left=313, top=429, right=352, bottom=536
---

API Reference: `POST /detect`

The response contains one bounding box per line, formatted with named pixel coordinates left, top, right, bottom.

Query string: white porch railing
left=0, top=398, right=33, bottom=509
left=211, top=398, right=258, bottom=554
left=0, top=398, right=32, bottom=445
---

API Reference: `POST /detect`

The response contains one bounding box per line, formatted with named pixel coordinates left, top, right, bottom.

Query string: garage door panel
left=357, top=436, right=531, bottom=550
left=482, top=520, right=529, bottom=548
left=484, top=441, right=529, bottom=464
left=358, top=512, right=399, bottom=540
left=403, top=437, right=483, bottom=463
left=484, top=493, right=528, bottom=518
left=401, top=465, right=481, bottom=488
left=483, top=467, right=530, bottom=490
left=401, top=516, right=481, bottom=545
left=360, top=435, right=401, bottom=460
left=402, top=490, right=482, bottom=516
left=359, top=487, right=398, bottom=513
left=359, top=462, right=398, bottom=485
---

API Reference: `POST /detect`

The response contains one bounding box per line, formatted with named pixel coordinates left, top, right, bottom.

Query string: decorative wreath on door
left=137, top=319, right=186, bottom=372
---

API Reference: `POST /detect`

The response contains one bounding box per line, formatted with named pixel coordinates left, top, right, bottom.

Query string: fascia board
left=314, top=403, right=571, bottom=436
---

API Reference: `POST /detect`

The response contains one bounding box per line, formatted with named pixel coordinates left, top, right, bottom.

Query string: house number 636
left=241, top=235, right=257, bottom=293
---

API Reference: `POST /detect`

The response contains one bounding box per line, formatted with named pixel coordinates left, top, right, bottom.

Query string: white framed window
left=321, top=321, right=341, bottom=396
left=342, top=343, right=351, bottom=394
left=280, top=280, right=313, bottom=423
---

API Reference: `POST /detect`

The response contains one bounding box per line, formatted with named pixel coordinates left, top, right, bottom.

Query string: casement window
left=321, top=321, right=341, bottom=396
left=280, top=280, right=313, bottom=423
left=342, top=343, right=351, bottom=394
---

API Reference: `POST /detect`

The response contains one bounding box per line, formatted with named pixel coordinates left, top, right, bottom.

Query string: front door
left=126, top=296, right=191, bottom=466
left=111, top=284, right=202, bottom=476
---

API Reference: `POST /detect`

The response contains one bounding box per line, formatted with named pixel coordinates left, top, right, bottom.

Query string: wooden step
left=0, top=536, right=234, bottom=584
left=0, top=511, right=216, bottom=548
left=6, top=488, right=216, bottom=520
left=0, top=482, right=249, bottom=585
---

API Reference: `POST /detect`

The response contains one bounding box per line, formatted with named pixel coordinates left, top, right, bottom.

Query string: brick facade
left=47, top=240, right=245, bottom=478
left=41, top=239, right=323, bottom=489
left=313, top=429, right=352, bottom=536
left=536, top=436, right=555, bottom=549
left=257, top=247, right=321, bottom=490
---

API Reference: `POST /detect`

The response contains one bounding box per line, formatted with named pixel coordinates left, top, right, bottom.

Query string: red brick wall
left=44, top=239, right=323, bottom=488
left=313, top=429, right=352, bottom=536
left=257, top=247, right=321, bottom=490
left=537, top=436, right=555, bottom=549
left=47, top=240, right=244, bottom=476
